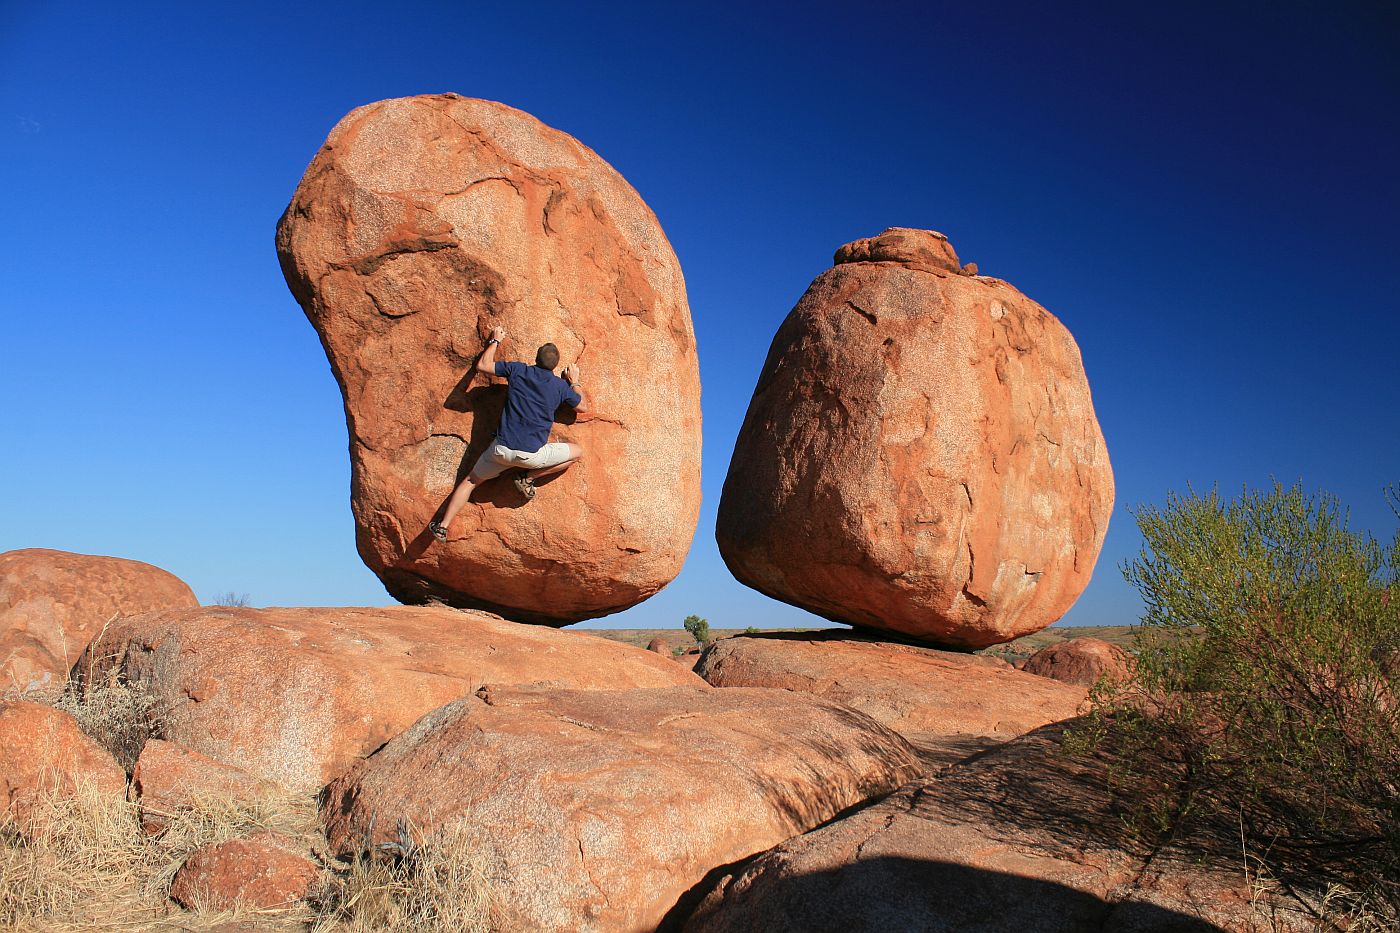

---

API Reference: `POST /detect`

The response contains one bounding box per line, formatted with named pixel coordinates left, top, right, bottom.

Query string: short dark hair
left=535, top=343, right=560, bottom=369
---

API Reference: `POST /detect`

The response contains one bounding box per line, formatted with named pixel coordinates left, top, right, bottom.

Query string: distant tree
left=744, top=625, right=760, bottom=635
left=683, top=614, right=710, bottom=646
left=211, top=592, right=251, bottom=608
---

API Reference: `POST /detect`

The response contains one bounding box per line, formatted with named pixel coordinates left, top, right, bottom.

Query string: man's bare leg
left=431, top=475, right=477, bottom=540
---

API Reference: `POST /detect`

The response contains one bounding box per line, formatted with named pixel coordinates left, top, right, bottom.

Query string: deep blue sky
left=3, top=1, right=1397, bottom=630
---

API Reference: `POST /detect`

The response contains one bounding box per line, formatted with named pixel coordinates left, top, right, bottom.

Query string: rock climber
left=429, top=326, right=586, bottom=542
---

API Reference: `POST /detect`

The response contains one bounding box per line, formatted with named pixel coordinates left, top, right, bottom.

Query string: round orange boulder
left=0, top=548, right=197, bottom=691
left=276, top=94, right=701, bottom=624
left=717, top=229, right=1114, bottom=649
left=1021, top=637, right=1136, bottom=687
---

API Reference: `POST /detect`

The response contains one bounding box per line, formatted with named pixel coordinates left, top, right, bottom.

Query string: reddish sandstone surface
left=0, top=700, right=127, bottom=833
left=168, top=831, right=320, bottom=911
left=276, top=94, right=702, bottom=624
left=683, top=724, right=1311, bottom=933
left=695, top=632, right=1086, bottom=767
left=77, top=606, right=703, bottom=792
left=1021, top=636, right=1136, bottom=687
left=0, top=548, right=197, bottom=692
left=131, top=739, right=280, bottom=834
left=716, top=228, right=1113, bottom=648
left=322, top=684, right=921, bottom=933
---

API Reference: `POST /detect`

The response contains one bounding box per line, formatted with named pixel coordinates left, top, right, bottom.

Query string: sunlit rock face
left=276, top=94, right=701, bottom=623
left=717, top=228, right=1113, bottom=649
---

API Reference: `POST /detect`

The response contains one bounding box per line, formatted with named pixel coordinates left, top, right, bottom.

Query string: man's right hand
left=564, top=363, right=580, bottom=384
left=490, top=326, right=506, bottom=343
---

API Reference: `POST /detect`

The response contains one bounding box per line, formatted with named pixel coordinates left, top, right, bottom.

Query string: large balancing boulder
left=0, top=548, right=198, bottom=692
left=276, top=94, right=701, bottom=624
left=716, top=229, right=1113, bottom=648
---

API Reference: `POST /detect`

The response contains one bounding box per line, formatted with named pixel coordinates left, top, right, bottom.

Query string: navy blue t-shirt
left=493, top=361, right=581, bottom=453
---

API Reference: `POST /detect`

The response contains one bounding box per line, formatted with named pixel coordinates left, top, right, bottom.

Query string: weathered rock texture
left=76, top=606, right=702, bottom=791
left=717, top=228, right=1113, bottom=648
left=0, top=701, right=127, bottom=832
left=1022, top=636, right=1136, bottom=687
left=696, top=632, right=1087, bottom=767
left=683, top=724, right=1311, bottom=933
left=322, top=685, right=921, bottom=933
left=131, top=739, right=280, bottom=834
left=169, top=831, right=320, bottom=911
left=0, top=548, right=198, bottom=692
left=276, top=94, right=701, bottom=624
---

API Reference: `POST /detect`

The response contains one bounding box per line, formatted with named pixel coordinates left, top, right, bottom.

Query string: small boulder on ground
left=683, top=723, right=1312, bottom=933
left=0, top=548, right=197, bottom=692
left=322, top=684, right=921, bottom=933
left=1021, top=637, right=1135, bottom=687
left=695, top=632, right=1087, bottom=767
left=646, top=636, right=670, bottom=655
left=77, top=606, right=704, bottom=792
left=169, top=830, right=320, bottom=911
left=131, top=739, right=281, bottom=834
left=0, top=700, right=127, bottom=832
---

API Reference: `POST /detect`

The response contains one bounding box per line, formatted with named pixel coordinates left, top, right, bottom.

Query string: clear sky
left=3, top=1, right=1397, bottom=630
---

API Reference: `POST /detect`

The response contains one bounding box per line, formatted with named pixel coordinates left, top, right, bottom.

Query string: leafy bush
left=683, top=614, right=710, bottom=646
left=744, top=626, right=760, bottom=635
left=1073, top=482, right=1399, bottom=923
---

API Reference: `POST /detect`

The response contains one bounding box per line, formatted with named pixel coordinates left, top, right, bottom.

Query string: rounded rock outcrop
left=276, top=94, right=701, bottom=624
left=716, top=229, right=1113, bottom=648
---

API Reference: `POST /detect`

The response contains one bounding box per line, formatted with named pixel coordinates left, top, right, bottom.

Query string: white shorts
left=468, top=441, right=576, bottom=482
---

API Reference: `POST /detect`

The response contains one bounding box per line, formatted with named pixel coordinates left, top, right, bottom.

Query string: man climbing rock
left=429, top=326, right=586, bottom=542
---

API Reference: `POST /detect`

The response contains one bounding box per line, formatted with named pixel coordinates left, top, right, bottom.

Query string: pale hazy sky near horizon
left=3, top=1, right=1397, bottom=630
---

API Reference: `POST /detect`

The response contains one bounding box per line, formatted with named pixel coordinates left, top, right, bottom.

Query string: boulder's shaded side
left=695, top=632, right=1086, bottom=767
left=1021, top=637, right=1136, bottom=687
left=77, top=606, right=703, bottom=791
left=716, top=228, right=1113, bottom=648
left=322, top=685, right=922, bottom=933
left=683, top=724, right=1311, bottom=933
left=0, top=548, right=197, bottom=691
left=0, top=701, right=127, bottom=833
left=276, top=94, right=701, bottom=624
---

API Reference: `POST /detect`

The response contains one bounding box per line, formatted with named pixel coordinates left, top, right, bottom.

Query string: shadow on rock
left=677, top=855, right=1229, bottom=933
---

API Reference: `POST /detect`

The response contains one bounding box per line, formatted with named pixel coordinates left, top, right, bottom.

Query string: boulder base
left=696, top=632, right=1086, bottom=767
left=684, top=724, right=1311, bottom=933
left=716, top=228, right=1113, bottom=648
left=276, top=94, right=702, bottom=624
left=77, top=606, right=703, bottom=791
left=322, top=685, right=921, bottom=933
left=0, top=548, right=197, bottom=691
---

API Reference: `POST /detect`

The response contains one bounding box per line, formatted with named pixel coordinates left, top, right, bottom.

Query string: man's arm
left=563, top=362, right=588, bottom=413
left=476, top=326, right=506, bottom=376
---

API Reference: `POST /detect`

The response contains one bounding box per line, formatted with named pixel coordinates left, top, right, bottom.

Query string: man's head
left=535, top=343, right=560, bottom=370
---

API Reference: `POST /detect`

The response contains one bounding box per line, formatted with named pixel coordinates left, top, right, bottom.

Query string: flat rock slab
left=322, top=685, right=922, bottom=933
left=0, top=548, right=197, bottom=692
left=696, top=633, right=1087, bottom=768
left=77, top=606, right=703, bottom=792
left=716, top=228, right=1114, bottom=648
left=683, top=724, right=1311, bottom=933
left=277, top=93, right=702, bottom=624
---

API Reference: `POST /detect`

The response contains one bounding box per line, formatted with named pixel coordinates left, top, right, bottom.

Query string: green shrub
left=1073, top=482, right=1399, bottom=923
left=683, top=614, right=710, bottom=646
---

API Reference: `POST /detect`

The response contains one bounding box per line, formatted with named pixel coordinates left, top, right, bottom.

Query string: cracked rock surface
left=276, top=94, right=701, bottom=623
left=716, top=228, right=1114, bottom=648
left=320, top=684, right=922, bottom=933
left=76, top=605, right=703, bottom=792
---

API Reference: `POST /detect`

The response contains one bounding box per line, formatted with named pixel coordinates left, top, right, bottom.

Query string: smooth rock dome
left=276, top=94, right=702, bottom=623
left=716, top=228, right=1113, bottom=648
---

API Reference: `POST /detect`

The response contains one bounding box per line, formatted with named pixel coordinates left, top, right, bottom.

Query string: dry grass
left=311, top=820, right=493, bottom=933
